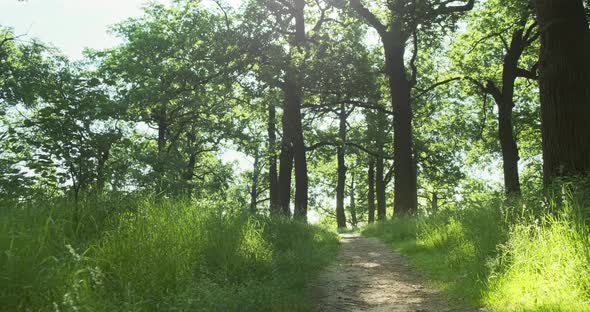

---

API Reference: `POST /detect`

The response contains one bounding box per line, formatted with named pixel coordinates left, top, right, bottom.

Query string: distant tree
left=452, top=0, right=539, bottom=195
left=304, top=18, right=379, bottom=228
left=346, top=0, right=474, bottom=215
left=99, top=2, right=252, bottom=195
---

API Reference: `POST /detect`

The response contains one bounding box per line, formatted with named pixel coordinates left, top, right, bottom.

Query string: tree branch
left=303, top=100, right=394, bottom=116
left=305, top=140, right=394, bottom=159
left=311, top=0, right=329, bottom=33
left=433, top=0, right=475, bottom=15
left=0, top=32, right=27, bottom=50
left=350, top=0, right=387, bottom=36
left=499, top=34, right=509, bottom=52
left=515, top=67, right=538, bottom=80
left=414, top=77, right=462, bottom=99
left=346, top=142, right=394, bottom=159
left=523, top=21, right=538, bottom=44
left=275, top=0, right=294, bottom=12
left=466, top=31, right=508, bottom=54
left=409, top=31, right=418, bottom=87
left=212, top=0, right=231, bottom=30
left=384, top=161, right=395, bottom=184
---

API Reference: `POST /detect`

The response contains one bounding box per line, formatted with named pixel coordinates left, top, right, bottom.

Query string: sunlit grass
left=486, top=218, right=590, bottom=311
left=363, top=192, right=590, bottom=311
left=0, top=196, right=339, bottom=311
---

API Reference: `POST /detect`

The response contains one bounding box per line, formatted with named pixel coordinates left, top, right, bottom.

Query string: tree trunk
left=155, top=105, right=168, bottom=194
left=336, top=103, right=347, bottom=228
left=268, top=102, right=280, bottom=215
left=432, top=191, right=438, bottom=214
left=486, top=81, right=521, bottom=195
left=157, top=107, right=167, bottom=156
left=157, top=105, right=168, bottom=172
left=278, top=69, right=307, bottom=220
left=482, top=26, right=537, bottom=195
left=376, top=154, right=386, bottom=220
left=290, top=0, right=309, bottom=221
left=250, top=149, right=260, bottom=214
left=367, top=158, right=376, bottom=224
left=278, top=112, right=293, bottom=217
left=534, top=0, right=590, bottom=183
left=281, top=73, right=308, bottom=220
left=349, top=165, right=357, bottom=227
left=95, top=141, right=112, bottom=193
left=383, top=32, right=418, bottom=215
left=497, top=95, right=521, bottom=195
left=497, top=29, right=529, bottom=195
left=292, top=108, right=308, bottom=221
left=184, top=130, right=197, bottom=195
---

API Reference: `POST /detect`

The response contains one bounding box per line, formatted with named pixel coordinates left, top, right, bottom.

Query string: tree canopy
left=1, top=0, right=589, bottom=227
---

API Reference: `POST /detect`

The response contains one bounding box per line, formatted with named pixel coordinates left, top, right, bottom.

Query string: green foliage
left=363, top=189, right=590, bottom=311
left=448, top=0, right=541, bottom=175
left=0, top=197, right=338, bottom=311
left=94, top=1, right=254, bottom=195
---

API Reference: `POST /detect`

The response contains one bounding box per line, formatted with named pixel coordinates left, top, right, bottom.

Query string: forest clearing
left=1, top=0, right=590, bottom=311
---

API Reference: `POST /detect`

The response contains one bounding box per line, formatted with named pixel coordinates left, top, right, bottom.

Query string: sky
left=0, top=0, right=177, bottom=59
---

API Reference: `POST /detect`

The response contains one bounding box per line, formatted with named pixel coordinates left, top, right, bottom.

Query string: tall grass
left=363, top=186, right=590, bottom=311
left=0, top=196, right=338, bottom=311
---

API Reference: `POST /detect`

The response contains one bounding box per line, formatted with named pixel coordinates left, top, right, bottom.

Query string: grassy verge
left=363, top=193, right=590, bottom=311
left=0, top=196, right=339, bottom=311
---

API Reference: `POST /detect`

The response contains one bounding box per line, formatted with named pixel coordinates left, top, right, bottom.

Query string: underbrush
left=0, top=196, right=338, bottom=311
left=363, top=186, right=590, bottom=311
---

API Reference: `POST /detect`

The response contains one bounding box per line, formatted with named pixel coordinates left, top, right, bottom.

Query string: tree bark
left=497, top=101, right=521, bottom=194
left=477, top=25, right=538, bottom=195
left=336, top=103, right=347, bottom=228
left=534, top=0, right=590, bottom=183
left=292, top=119, right=308, bottom=221
left=349, top=164, right=358, bottom=227
left=278, top=106, right=293, bottom=217
left=155, top=104, right=168, bottom=194
left=268, top=102, right=280, bottom=215
left=383, top=31, right=418, bottom=215
left=499, top=28, right=540, bottom=195
left=492, top=29, right=526, bottom=195
left=290, top=0, right=309, bottom=221
left=367, top=158, right=376, bottom=224
left=431, top=191, right=438, bottom=214
left=156, top=104, right=168, bottom=174
left=376, top=154, right=386, bottom=220
left=282, top=72, right=308, bottom=221
left=95, top=141, right=112, bottom=193
left=184, top=130, right=197, bottom=195
left=250, top=149, right=260, bottom=213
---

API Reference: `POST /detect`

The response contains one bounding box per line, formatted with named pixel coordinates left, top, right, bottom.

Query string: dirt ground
left=310, top=233, right=476, bottom=312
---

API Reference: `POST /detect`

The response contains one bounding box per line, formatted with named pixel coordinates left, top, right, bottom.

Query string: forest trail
left=311, top=233, right=474, bottom=312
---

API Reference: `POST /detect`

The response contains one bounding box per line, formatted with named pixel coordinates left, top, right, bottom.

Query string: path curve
left=311, top=233, right=473, bottom=312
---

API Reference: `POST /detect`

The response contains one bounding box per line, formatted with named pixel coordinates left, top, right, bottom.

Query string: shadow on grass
left=361, top=210, right=505, bottom=308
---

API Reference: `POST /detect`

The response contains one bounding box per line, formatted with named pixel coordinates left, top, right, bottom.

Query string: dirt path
left=311, top=233, right=473, bottom=312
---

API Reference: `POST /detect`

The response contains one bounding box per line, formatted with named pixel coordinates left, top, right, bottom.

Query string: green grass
left=363, top=192, right=590, bottom=311
left=0, top=196, right=339, bottom=311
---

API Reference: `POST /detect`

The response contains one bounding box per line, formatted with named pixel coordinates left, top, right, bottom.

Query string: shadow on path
left=310, top=233, right=476, bottom=312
